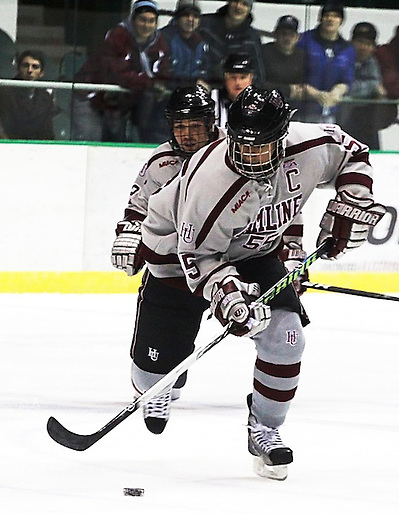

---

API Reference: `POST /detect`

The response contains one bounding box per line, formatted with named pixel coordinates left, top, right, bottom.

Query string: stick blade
left=47, top=416, right=98, bottom=451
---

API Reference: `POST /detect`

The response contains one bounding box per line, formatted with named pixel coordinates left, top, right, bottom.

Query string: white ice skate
left=143, top=390, right=172, bottom=434
left=247, top=397, right=293, bottom=480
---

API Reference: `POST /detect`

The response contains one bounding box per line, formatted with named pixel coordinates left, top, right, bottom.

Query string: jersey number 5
left=181, top=253, right=200, bottom=280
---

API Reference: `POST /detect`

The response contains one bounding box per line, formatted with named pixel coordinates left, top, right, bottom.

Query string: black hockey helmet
left=227, top=86, right=291, bottom=181
left=165, top=84, right=216, bottom=158
left=223, top=53, right=255, bottom=74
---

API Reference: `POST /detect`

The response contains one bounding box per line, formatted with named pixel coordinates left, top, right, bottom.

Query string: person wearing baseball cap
left=337, top=21, right=386, bottom=150
left=351, top=22, right=379, bottom=63
left=261, top=15, right=305, bottom=112
left=173, top=0, right=201, bottom=18
left=296, top=1, right=355, bottom=123
left=319, top=1, right=345, bottom=22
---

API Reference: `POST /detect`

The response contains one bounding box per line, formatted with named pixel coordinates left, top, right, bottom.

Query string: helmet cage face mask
left=171, top=114, right=215, bottom=158
left=227, top=86, right=291, bottom=181
left=228, top=136, right=286, bottom=181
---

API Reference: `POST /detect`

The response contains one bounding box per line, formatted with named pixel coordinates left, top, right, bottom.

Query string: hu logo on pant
left=148, top=347, right=159, bottom=361
left=286, top=330, right=298, bottom=346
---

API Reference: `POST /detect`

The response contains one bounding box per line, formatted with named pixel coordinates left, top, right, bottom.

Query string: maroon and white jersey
left=120, top=128, right=226, bottom=224
left=141, top=122, right=374, bottom=300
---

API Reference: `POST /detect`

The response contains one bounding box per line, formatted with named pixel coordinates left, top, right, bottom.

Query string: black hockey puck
left=123, top=488, right=145, bottom=497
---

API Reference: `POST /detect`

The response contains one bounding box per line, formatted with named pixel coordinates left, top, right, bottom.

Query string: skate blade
left=253, top=456, right=288, bottom=481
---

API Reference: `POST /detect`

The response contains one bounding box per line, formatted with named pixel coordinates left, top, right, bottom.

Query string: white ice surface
left=1, top=291, right=398, bottom=513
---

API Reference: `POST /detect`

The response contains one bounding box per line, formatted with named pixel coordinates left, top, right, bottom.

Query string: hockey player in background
left=111, top=84, right=225, bottom=421
left=139, top=86, right=386, bottom=480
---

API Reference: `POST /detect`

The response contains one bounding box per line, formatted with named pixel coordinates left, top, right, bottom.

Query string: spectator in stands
left=161, top=0, right=209, bottom=90
left=200, top=0, right=265, bottom=88
left=297, top=1, right=355, bottom=123
left=71, top=0, right=169, bottom=143
left=261, top=15, right=305, bottom=117
left=0, top=50, right=55, bottom=140
left=338, top=22, right=386, bottom=149
left=376, top=25, right=399, bottom=99
left=211, top=53, right=254, bottom=128
left=375, top=25, right=399, bottom=129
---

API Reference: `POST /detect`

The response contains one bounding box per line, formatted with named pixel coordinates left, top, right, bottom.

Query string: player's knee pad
left=253, top=308, right=305, bottom=364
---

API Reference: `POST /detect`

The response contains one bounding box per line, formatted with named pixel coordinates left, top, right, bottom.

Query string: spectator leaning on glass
left=200, top=0, right=265, bottom=88
left=71, top=0, right=169, bottom=143
left=211, top=52, right=255, bottom=128
left=297, top=1, right=355, bottom=123
left=161, top=0, right=209, bottom=90
left=261, top=15, right=306, bottom=116
left=337, top=22, right=386, bottom=150
left=0, top=50, right=55, bottom=140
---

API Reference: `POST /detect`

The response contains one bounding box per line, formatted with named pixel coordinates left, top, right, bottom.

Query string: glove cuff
left=116, top=219, right=142, bottom=236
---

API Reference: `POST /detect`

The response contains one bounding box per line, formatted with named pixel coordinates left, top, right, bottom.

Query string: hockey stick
left=47, top=238, right=333, bottom=451
left=303, top=281, right=399, bottom=302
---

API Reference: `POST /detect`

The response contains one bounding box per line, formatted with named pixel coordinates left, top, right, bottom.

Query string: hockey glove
left=111, top=220, right=144, bottom=276
left=210, top=276, right=271, bottom=337
left=317, top=190, right=386, bottom=260
left=279, top=242, right=308, bottom=296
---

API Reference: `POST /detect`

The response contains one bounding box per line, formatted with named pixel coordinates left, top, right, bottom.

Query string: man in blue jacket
left=161, top=0, right=210, bottom=90
left=297, top=1, right=355, bottom=123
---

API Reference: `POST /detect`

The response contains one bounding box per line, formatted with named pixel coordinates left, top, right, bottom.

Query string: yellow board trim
left=0, top=272, right=143, bottom=293
left=0, top=271, right=399, bottom=294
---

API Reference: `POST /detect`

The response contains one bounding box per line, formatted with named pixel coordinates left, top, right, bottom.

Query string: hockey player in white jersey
left=111, top=84, right=224, bottom=277
left=111, top=84, right=226, bottom=433
left=140, top=86, right=386, bottom=479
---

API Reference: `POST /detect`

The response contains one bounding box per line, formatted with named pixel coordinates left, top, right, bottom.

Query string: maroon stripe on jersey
left=184, top=138, right=225, bottom=199
left=180, top=158, right=190, bottom=177
left=151, top=173, right=180, bottom=198
left=255, top=358, right=301, bottom=378
left=147, top=150, right=176, bottom=168
left=195, top=176, right=249, bottom=249
left=225, top=151, right=236, bottom=172
left=254, top=378, right=297, bottom=402
left=140, top=243, right=180, bottom=264
left=335, top=172, right=373, bottom=192
left=285, top=135, right=338, bottom=157
left=348, top=151, right=370, bottom=166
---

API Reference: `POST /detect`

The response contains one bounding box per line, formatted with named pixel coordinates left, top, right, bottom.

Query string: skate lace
left=250, top=423, right=285, bottom=453
left=143, top=391, right=171, bottom=419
